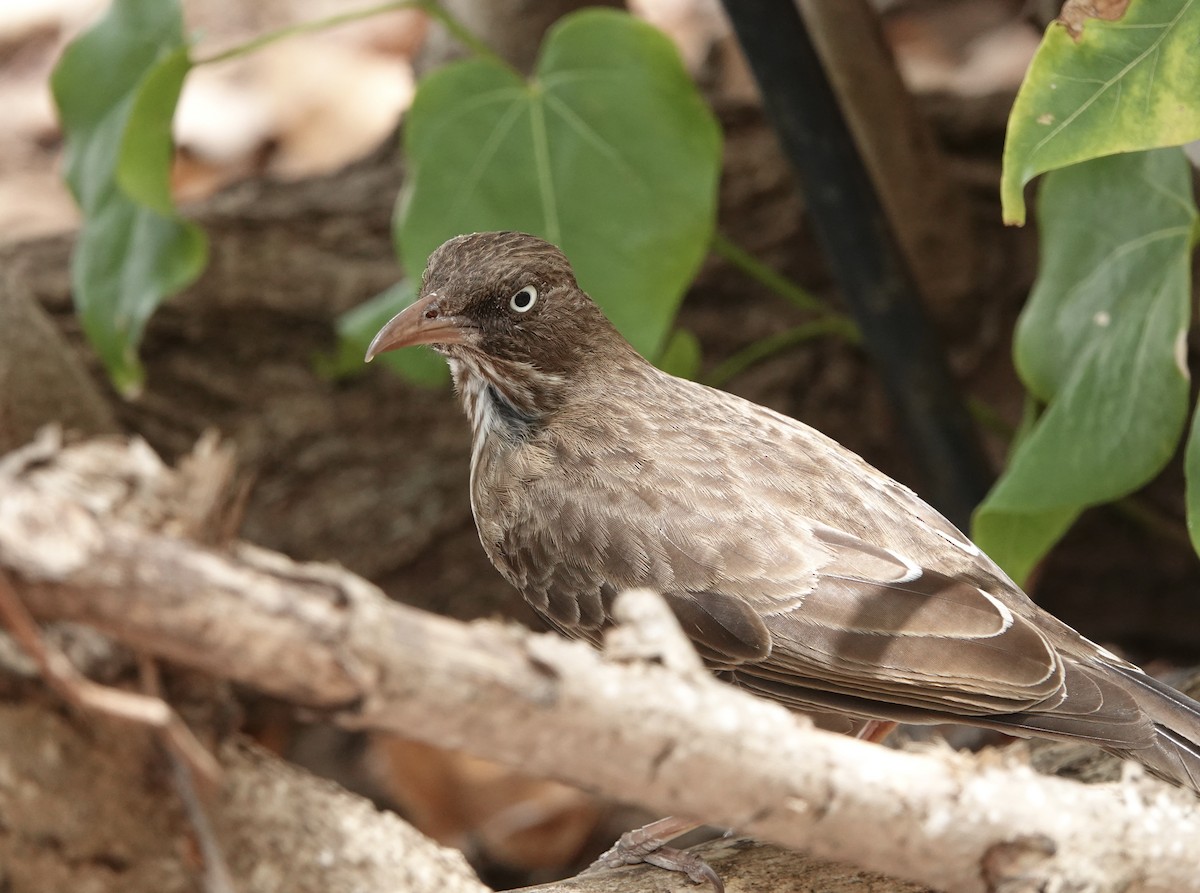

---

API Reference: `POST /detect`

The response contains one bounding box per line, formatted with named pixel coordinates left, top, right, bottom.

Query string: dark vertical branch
left=718, top=0, right=991, bottom=528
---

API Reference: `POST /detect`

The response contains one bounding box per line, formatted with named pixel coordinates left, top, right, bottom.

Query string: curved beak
left=364, top=292, right=466, bottom=362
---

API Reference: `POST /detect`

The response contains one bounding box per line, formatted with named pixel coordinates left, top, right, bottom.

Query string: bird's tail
left=1126, top=727, right=1200, bottom=792
left=1110, top=666, right=1200, bottom=793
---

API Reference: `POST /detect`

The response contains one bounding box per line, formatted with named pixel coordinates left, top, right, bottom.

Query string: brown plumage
left=367, top=230, right=1200, bottom=792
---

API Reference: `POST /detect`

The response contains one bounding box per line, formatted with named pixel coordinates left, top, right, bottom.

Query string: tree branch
left=2, top=432, right=1198, bottom=893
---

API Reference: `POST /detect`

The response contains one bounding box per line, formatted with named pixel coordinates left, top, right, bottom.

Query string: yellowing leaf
left=1001, top=0, right=1200, bottom=224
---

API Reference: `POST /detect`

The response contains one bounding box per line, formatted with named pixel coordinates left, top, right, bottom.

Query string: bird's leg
left=584, top=815, right=724, bottom=892
left=855, top=719, right=898, bottom=744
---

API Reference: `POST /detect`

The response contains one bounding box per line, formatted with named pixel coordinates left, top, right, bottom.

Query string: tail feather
left=1106, top=664, right=1200, bottom=793
left=1110, top=665, right=1200, bottom=737
left=1115, top=726, right=1200, bottom=793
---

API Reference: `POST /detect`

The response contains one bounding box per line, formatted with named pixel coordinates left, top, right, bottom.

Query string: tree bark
left=0, top=259, right=117, bottom=452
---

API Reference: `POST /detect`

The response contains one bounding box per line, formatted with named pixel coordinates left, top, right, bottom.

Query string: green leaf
left=657, top=328, right=701, bottom=379
left=1001, top=0, right=1200, bottom=224
left=72, top=203, right=207, bottom=394
left=1014, top=150, right=1196, bottom=409
left=51, top=0, right=204, bottom=394
left=1186, top=399, right=1200, bottom=555
left=397, top=8, right=721, bottom=361
left=974, top=149, right=1195, bottom=581
left=118, top=46, right=191, bottom=216
left=972, top=506, right=1080, bottom=586
left=326, top=280, right=449, bottom=385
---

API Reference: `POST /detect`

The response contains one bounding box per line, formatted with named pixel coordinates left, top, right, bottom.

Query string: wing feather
left=478, top=368, right=1149, bottom=733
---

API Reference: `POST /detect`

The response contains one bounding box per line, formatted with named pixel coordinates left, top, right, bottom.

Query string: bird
left=366, top=230, right=1200, bottom=879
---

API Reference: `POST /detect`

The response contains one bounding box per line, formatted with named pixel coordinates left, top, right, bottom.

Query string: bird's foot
left=583, top=816, right=724, bottom=892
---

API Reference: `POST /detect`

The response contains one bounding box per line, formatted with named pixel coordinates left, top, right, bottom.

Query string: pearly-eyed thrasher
left=366, top=231, right=1200, bottom=875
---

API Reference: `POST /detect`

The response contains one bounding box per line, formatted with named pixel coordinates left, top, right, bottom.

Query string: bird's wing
left=725, top=527, right=1150, bottom=748
left=505, top=378, right=1152, bottom=748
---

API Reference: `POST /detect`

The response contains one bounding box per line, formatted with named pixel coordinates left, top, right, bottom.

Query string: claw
left=584, top=816, right=724, bottom=891
left=643, top=846, right=725, bottom=892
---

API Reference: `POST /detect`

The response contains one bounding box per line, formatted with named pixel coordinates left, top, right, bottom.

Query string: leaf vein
left=542, top=94, right=647, bottom=189
left=1031, top=0, right=1193, bottom=156
left=447, top=100, right=525, bottom=223
left=528, top=92, right=560, bottom=242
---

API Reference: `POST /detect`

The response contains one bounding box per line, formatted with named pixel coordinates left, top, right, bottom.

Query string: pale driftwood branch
left=219, top=741, right=489, bottom=893
left=0, top=680, right=926, bottom=893
left=0, top=680, right=922, bottom=893
left=3, top=434, right=1200, bottom=893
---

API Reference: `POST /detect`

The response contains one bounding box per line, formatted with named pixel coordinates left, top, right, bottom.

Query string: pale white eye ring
left=509, top=285, right=538, bottom=313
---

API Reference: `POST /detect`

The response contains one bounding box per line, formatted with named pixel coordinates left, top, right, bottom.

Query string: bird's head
left=365, top=232, right=624, bottom=386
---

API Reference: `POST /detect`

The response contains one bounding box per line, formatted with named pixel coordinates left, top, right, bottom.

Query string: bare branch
left=2, top=434, right=1199, bottom=893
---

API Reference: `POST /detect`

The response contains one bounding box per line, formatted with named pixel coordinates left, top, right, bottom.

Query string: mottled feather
left=370, top=231, right=1200, bottom=790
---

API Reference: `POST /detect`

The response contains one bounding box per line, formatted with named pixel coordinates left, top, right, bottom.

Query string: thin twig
left=166, top=726, right=237, bottom=893
left=195, top=0, right=512, bottom=74
left=710, top=232, right=832, bottom=315
left=0, top=568, right=222, bottom=791
left=139, top=659, right=236, bottom=893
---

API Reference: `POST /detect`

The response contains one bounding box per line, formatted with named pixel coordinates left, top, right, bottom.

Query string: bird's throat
left=450, top=359, right=544, bottom=462
left=484, top=383, right=537, bottom=432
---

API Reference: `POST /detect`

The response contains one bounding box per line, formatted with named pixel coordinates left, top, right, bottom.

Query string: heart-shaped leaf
left=395, top=8, right=721, bottom=360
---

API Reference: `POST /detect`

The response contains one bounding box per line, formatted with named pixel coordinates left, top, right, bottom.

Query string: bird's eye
left=509, top=285, right=538, bottom=313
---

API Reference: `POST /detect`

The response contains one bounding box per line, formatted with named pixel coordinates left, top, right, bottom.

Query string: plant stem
left=703, top=317, right=859, bottom=388
left=195, top=1, right=420, bottom=65
left=194, top=0, right=510, bottom=74
left=711, top=232, right=829, bottom=315
left=704, top=234, right=859, bottom=387
left=965, top=396, right=1014, bottom=441
left=421, top=2, right=513, bottom=70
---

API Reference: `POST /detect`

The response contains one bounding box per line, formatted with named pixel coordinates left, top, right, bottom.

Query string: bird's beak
left=364, top=292, right=466, bottom=362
